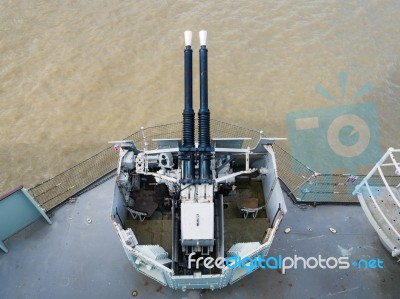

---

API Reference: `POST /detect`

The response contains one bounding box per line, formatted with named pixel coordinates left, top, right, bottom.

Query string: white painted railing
left=353, top=147, right=400, bottom=257
left=353, top=147, right=400, bottom=196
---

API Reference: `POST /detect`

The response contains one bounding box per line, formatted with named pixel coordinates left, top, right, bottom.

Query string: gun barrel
left=182, top=31, right=195, bottom=182
left=198, top=30, right=211, bottom=182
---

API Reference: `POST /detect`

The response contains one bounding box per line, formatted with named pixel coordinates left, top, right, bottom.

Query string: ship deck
left=1, top=175, right=399, bottom=298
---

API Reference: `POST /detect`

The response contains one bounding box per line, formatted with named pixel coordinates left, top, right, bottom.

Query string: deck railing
left=27, top=120, right=367, bottom=211
left=353, top=148, right=400, bottom=196
left=352, top=148, right=400, bottom=257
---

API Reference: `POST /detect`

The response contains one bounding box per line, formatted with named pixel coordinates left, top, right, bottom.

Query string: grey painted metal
left=111, top=139, right=287, bottom=290
left=216, top=194, right=224, bottom=258
left=1, top=178, right=399, bottom=298
left=0, top=186, right=51, bottom=253
left=212, top=138, right=250, bottom=149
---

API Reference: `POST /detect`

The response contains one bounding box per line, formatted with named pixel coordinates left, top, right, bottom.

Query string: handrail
left=353, top=148, right=400, bottom=195
left=364, top=182, right=400, bottom=239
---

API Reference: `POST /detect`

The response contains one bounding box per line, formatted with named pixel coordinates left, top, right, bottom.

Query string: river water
left=1, top=1, right=400, bottom=192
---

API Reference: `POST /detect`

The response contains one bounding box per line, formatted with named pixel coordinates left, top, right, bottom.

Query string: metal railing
left=28, top=120, right=365, bottom=211
left=351, top=148, right=400, bottom=257
left=273, top=142, right=369, bottom=204
left=28, top=146, right=119, bottom=211
left=28, top=120, right=264, bottom=211
left=353, top=148, right=400, bottom=196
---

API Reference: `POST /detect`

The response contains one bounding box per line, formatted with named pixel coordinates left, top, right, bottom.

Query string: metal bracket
left=127, top=207, right=147, bottom=222
left=241, top=206, right=264, bottom=219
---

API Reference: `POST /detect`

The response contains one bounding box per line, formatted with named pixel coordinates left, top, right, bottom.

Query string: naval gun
left=111, top=31, right=287, bottom=291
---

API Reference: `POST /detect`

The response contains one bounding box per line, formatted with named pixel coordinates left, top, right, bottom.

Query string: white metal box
left=181, top=202, right=214, bottom=246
